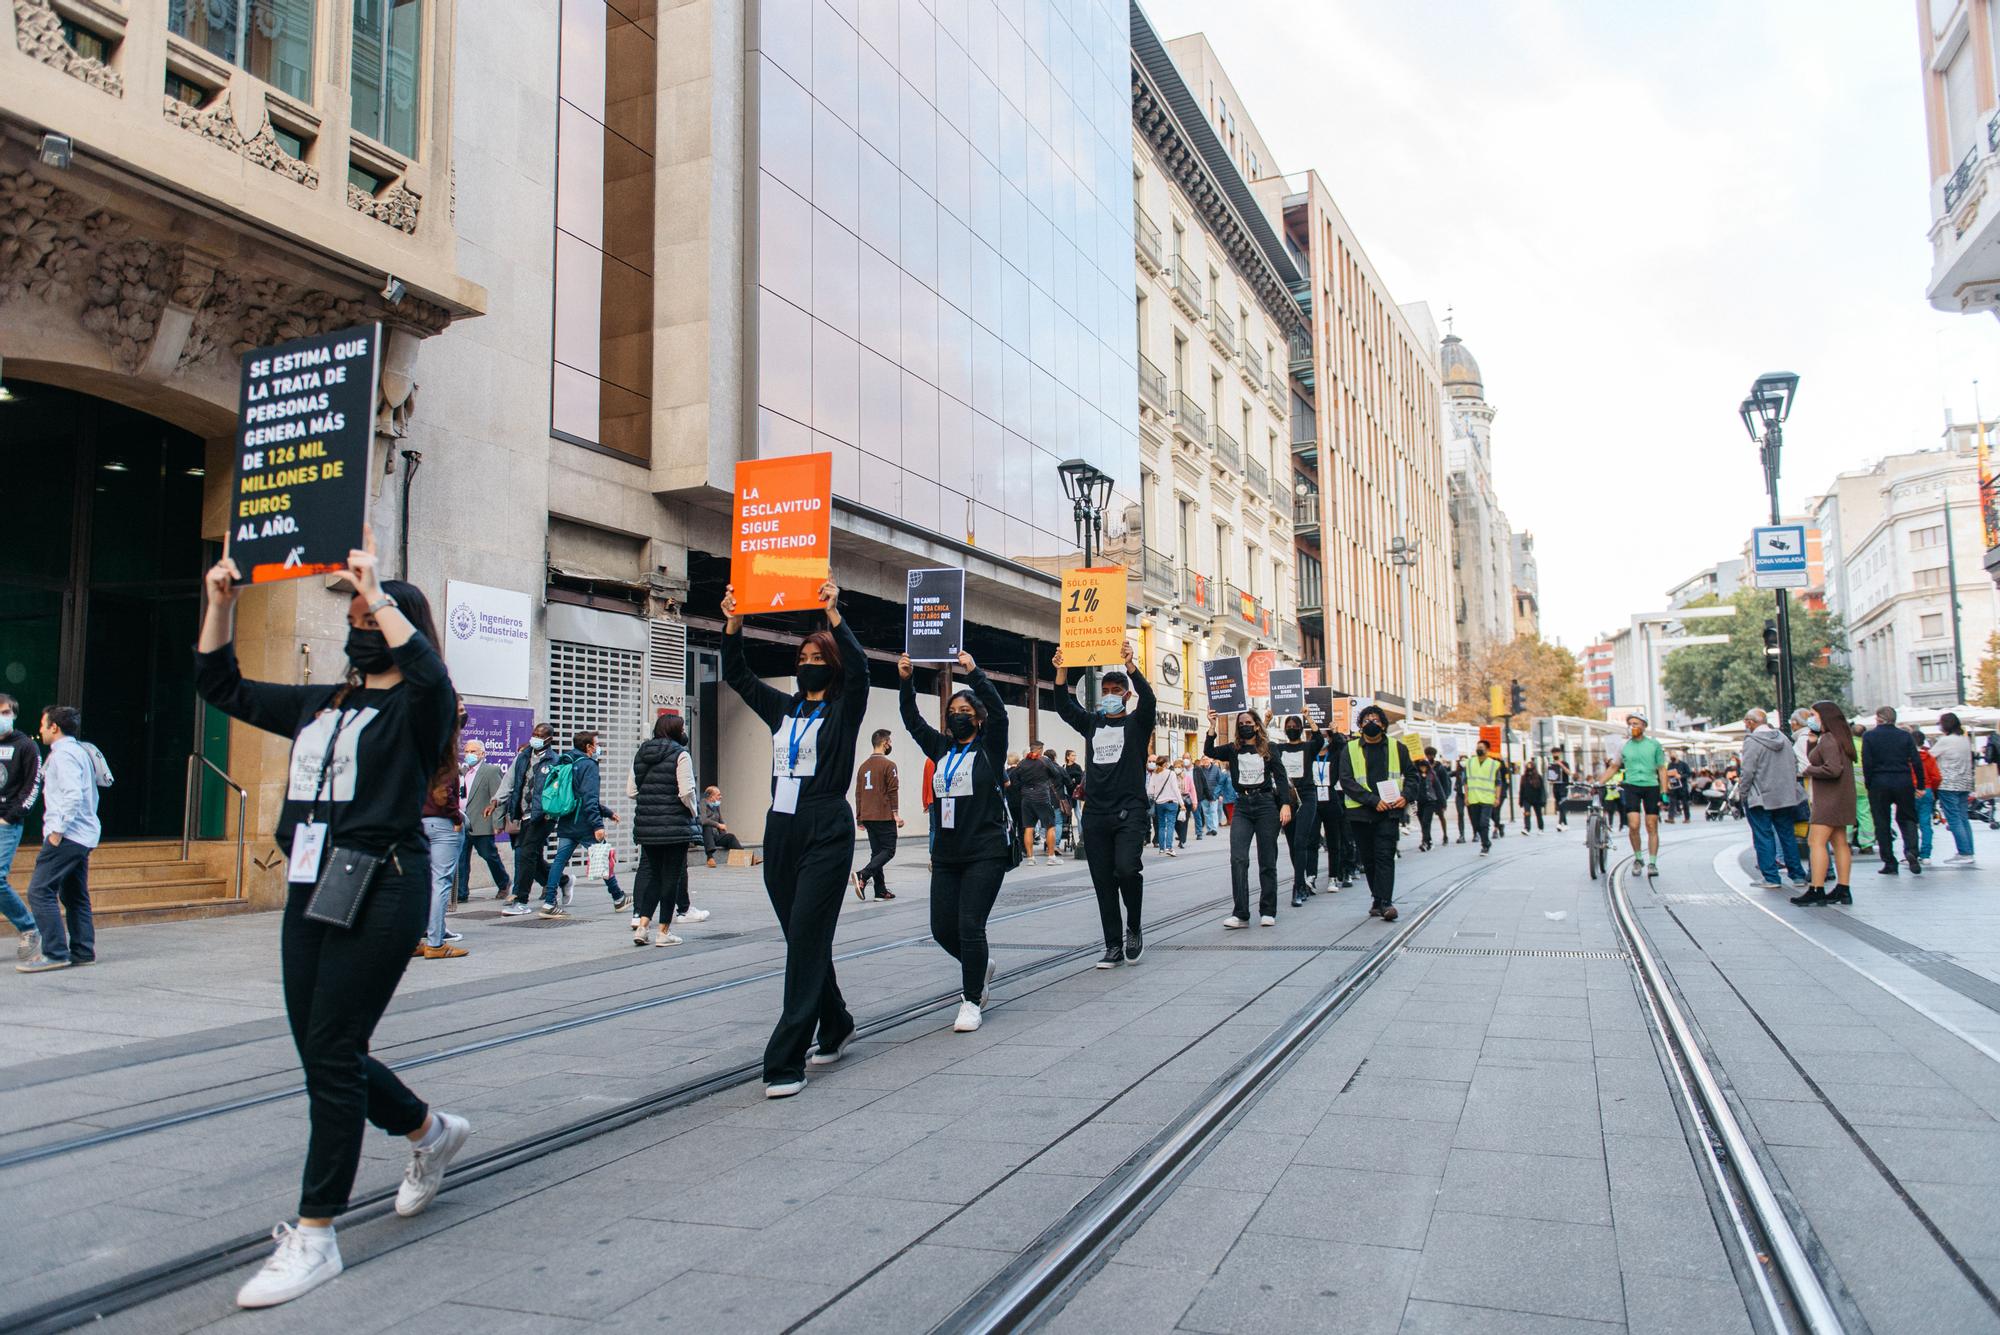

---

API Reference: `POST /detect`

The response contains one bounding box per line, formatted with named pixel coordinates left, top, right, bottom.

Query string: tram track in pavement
left=0, top=857, right=1250, bottom=1335
left=0, top=863, right=1221, bottom=1168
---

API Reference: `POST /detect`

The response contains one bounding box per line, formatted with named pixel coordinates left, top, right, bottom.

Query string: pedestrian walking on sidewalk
left=721, top=579, right=867, bottom=1099
left=1549, top=756, right=1571, bottom=828
left=194, top=539, right=471, bottom=1310
left=1793, top=702, right=1857, bottom=906
left=1860, top=705, right=1924, bottom=877
left=1929, top=712, right=1978, bottom=865
left=540, top=732, right=619, bottom=915
left=1209, top=711, right=1297, bottom=927
left=1147, top=756, right=1181, bottom=855
left=852, top=730, right=902, bottom=900
left=1012, top=741, right=1065, bottom=864
left=0, top=695, right=43, bottom=959
left=1311, top=737, right=1350, bottom=891
left=1052, top=640, right=1156, bottom=968
left=631, top=712, right=700, bottom=946
left=497, top=723, right=558, bottom=917
left=1338, top=705, right=1407, bottom=920
left=417, top=702, right=468, bottom=959
left=16, top=704, right=104, bottom=973
left=1912, top=729, right=1939, bottom=863
left=899, top=650, right=1013, bottom=1033
left=1411, top=749, right=1447, bottom=849
left=1464, top=740, right=1501, bottom=854
left=1451, top=757, right=1470, bottom=843
left=1518, top=760, right=1546, bottom=833
left=1273, top=717, right=1323, bottom=901
left=456, top=739, right=511, bottom=902
left=1738, top=708, right=1808, bottom=889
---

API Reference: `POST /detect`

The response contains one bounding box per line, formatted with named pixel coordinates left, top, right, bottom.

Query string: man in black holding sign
left=1051, top=640, right=1155, bottom=968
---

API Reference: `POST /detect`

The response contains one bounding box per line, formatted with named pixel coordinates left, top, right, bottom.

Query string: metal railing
left=1989, top=108, right=2000, bottom=153
left=1293, top=491, right=1321, bottom=529
left=1207, top=300, right=1237, bottom=355
left=1246, top=455, right=1269, bottom=496
left=1172, top=390, right=1208, bottom=441
left=1288, top=332, right=1312, bottom=371
left=1266, top=371, right=1286, bottom=406
left=1210, top=422, right=1241, bottom=470
left=1134, top=205, right=1165, bottom=271
left=1945, top=145, right=1982, bottom=212
left=1227, top=583, right=1255, bottom=625
left=1138, top=353, right=1169, bottom=412
left=183, top=753, right=248, bottom=904
left=1170, top=257, right=1204, bottom=311
left=1180, top=568, right=1221, bottom=617
left=1291, top=401, right=1317, bottom=448
left=1244, top=341, right=1265, bottom=383
left=1142, top=546, right=1178, bottom=600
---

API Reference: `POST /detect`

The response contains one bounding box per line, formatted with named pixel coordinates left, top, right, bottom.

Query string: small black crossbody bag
left=300, top=705, right=389, bottom=928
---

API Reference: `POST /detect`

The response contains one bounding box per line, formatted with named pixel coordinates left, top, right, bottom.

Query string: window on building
left=1945, top=36, right=1981, bottom=161
left=169, top=0, right=315, bottom=102
left=1911, top=524, right=1945, bottom=550
left=551, top=0, right=655, bottom=462
left=1172, top=333, right=1187, bottom=393
left=1214, top=522, right=1227, bottom=584
left=1247, top=544, right=1261, bottom=599
left=1171, top=219, right=1184, bottom=262
left=1135, top=291, right=1147, bottom=358
left=350, top=0, right=422, bottom=152
left=1178, top=497, right=1193, bottom=567
left=1914, top=566, right=1947, bottom=589
left=1921, top=612, right=1947, bottom=638
left=1918, top=651, right=1955, bottom=685
left=1298, top=551, right=1323, bottom=610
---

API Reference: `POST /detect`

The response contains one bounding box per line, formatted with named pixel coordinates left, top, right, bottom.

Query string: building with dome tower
left=1441, top=329, right=1519, bottom=662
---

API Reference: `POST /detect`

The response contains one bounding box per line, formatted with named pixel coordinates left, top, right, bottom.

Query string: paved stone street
left=5, top=821, right=1998, bottom=1333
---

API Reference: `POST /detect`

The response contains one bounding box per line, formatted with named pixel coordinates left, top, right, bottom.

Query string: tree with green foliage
left=1661, top=591, right=1849, bottom=724
left=1975, top=631, right=2000, bottom=708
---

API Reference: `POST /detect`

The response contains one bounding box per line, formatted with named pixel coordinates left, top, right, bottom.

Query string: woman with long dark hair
left=720, top=578, right=868, bottom=1098
left=898, top=649, right=1011, bottom=1032
left=417, top=700, right=467, bottom=958
left=1519, top=760, right=1546, bottom=834
left=1794, top=700, right=1857, bottom=906
left=631, top=712, right=701, bottom=946
left=195, top=531, right=467, bottom=1309
left=1206, top=710, right=1297, bottom=928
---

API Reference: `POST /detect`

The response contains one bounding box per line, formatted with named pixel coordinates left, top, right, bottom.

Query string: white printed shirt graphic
left=287, top=708, right=381, bottom=803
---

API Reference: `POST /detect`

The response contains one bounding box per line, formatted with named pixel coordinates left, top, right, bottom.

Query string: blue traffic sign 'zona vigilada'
left=1751, top=524, right=1809, bottom=589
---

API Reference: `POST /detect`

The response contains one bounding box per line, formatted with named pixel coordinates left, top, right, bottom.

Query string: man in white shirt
left=18, top=705, right=101, bottom=973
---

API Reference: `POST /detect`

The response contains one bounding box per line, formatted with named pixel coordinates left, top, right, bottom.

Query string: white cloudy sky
left=1141, top=0, right=2000, bottom=648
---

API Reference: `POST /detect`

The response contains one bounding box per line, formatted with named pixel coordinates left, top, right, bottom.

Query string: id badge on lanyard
left=292, top=707, right=353, bottom=883
left=937, top=743, right=973, bottom=831
left=1314, top=759, right=1331, bottom=803
left=773, top=704, right=825, bottom=816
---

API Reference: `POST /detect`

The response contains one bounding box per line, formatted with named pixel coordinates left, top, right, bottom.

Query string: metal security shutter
left=646, top=619, right=687, bottom=714
left=547, top=638, right=644, bottom=892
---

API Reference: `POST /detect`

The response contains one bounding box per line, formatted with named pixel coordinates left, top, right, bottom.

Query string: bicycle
left=1580, top=782, right=1611, bottom=880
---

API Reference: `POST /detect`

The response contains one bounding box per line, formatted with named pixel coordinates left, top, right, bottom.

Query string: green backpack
left=540, top=754, right=578, bottom=818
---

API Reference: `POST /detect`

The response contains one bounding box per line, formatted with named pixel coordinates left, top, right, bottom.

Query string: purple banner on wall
left=464, top=704, right=537, bottom=843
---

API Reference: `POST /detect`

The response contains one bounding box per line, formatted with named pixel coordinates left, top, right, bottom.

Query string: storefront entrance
left=0, top=382, right=214, bottom=840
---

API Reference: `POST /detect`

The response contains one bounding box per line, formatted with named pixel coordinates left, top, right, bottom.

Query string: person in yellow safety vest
left=1335, top=704, right=1407, bottom=922
left=1464, top=741, right=1502, bottom=855
left=1603, top=768, right=1623, bottom=808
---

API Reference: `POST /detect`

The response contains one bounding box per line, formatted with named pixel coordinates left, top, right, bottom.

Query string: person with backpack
left=499, top=723, right=558, bottom=917
left=631, top=713, right=701, bottom=946
left=721, top=578, right=869, bottom=1099
left=538, top=731, right=619, bottom=917
left=898, top=649, right=1012, bottom=1033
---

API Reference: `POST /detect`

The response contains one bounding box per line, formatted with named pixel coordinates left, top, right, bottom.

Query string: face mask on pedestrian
left=0, top=713, right=13, bottom=734
left=1360, top=719, right=1384, bottom=740
left=529, top=736, right=547, bottom=751
left=463, top=748, right=479, bottom=764
left=796, top=662, right=834, bottom=694
left=345, top=627, right=394, bottom=674
left=1098, top=692, right=1127, bottom=715
left=1284, top=721, right=1303, bottom=740
left=1806, top=714, right=1823, bottom=733
left=1237, top=723, right=1257, bottom=743
left=946, top=712, right=978, bottom=741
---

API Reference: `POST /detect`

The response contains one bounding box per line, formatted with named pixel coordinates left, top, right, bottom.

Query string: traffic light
left=1489, top=684, right=1505, bottom=718
left=1509, top=679, right=1527, bottom=716
left=1763, top=619, right=1780, bottom=678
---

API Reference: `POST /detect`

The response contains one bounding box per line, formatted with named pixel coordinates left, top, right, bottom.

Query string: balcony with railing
left=1246, top=455, right=1269, bottom=497
left=1206, top=299, right=1237, bottom=357
left=1265, top=370, right=1287, bottom=417
left=1210, top=422, right=1241, bottom=471
left=1180, top=568, right=1221, bottom=618
left=1929, top=126, right=2000, bottom=314
left=1142, top=546, right=1178, bottom=602
left=1138, top=353, right=1169, bottom=414
left=1292, top=489, right=1321, bottom=534
left=1243, top=340, right=1265, bottom=388
left=1169, top=257, right=1204, bottom=317
left=1134, top=205, right=1165, bottom=274
left=1227, top=584, right=1257, bottom=628
left=1288, top=331, right=1314, bottom=391
left=1290, top=400, right=1317, bottom=466
left=1172, top=390, right=1208, bottom=444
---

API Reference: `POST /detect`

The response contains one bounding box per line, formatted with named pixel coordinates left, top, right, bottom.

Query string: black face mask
left=1360, top=721, right=1384, bottom=740
left=946, top=713, right=979, bottom=741
left=346, top=627, right=394, bottom=674
left=797, top=663, right=835, bottom=694
left=1284, top=723, right=1303, bottom=740
left=1236, top=724, right=1257, bottom=743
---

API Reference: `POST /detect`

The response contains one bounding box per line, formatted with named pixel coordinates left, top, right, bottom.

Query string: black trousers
left=282, top=854, right=429, bottom=1218
left=634, top=843, right=691, bottom=922
left=1868, top=784, right=1922, bottom=867
left=1552, top=789, right=1569, bottom=825
left=1318, top=802, right=1351, bottom=883
left=761, top=799, right=857, bottom=1082
left=1286, top=792, right=1319, bottom=893
left=1082, top=805, right=1146, bottom=949
left=857, top=820, right=897, bottom=894
left=1352, top=815, right=1399, bottom=906
left=931, top=855, right=1009, bottom=1002
left=1522, top=800, right=1544, bottom=832
left=1470, top=803, right=1495, bottom=851
left=509, top=816, right=553, bottom=903
left=703, top=827, right=745, bottom=857
left=1230, top=790, right=1283, bottom=919
left=1417, top=802, right=1443, bottom=847
left=1454, top=797, right=1467, bottom=841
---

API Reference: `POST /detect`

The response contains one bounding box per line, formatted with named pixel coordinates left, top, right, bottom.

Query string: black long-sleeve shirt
left=1205, top=735, right=1299, bottom=807
left=722, top=616, right=870, bottom=810
left=1270, top=735, right=1322, bottom=802
left=1051, top=669, right=1157, bottom=814
left=0, top=728, right=40, bottom=825
left=194, top=634, right=456, bottom=859
left=900, top=670, right=1010, bottom=864
left=1336, top=736, right=1407, bottom=822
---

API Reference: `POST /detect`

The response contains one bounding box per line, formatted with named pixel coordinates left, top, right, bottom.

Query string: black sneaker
left=1124, top=928, right=1143, bottom=963
left=875, top=889, right=897, bottom=901
left=1292, top=893, right=1307, bottom=907
left=1368, top=904, right=1384, bottom=918
left=1909, top=860, right=1923, bottom=877
left=1095, top=945, right=1122, bottom=969
left=1877, top=864, right=1899, bottom=876
left=610, top=892, right=630, bottom=912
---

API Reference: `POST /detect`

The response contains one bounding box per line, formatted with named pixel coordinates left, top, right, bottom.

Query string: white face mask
left=464, top=749, right=480, bottom=764
left=530, top=737, right=547, bottom=751
left=0, top=715, right=13, bottom=733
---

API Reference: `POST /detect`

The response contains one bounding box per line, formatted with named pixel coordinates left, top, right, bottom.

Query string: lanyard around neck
left=940, top=743, right=975, bottom=792
left=786, top=703, right=825, bottom=774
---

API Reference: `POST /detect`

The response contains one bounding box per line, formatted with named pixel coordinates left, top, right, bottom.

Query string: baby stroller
left=1702, top=779, right=1732, bottom=820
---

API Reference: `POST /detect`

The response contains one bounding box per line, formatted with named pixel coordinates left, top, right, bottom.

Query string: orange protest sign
left=1479, top=724, right=1504, bottom=751
left=1246, top=650, right=1275, bottom=698
left=731, top=454, right=832, bottom=613
left=1330, top=697, right=1353, bottom=734
left=1060, top=566, right=1127, bottom=667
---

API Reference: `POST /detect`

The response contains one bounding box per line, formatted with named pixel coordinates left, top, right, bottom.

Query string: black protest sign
left=905, top=567, right=966, bottom=662
left=1268, top=667, right=1305, bottom=716
left=1303, top=687, right=1335, bottom=729
left=230, top=324, right=380, bottom=584
left=1204, top=656, right=1247, bottom=713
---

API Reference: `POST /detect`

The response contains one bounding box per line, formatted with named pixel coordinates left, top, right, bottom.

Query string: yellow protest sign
left=1060, top=566, right=1127, bottom=667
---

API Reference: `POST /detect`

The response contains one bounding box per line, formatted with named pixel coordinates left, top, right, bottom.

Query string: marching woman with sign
left=193, top=532, right=469, bottom=1309
left=721, top=578, right=868, bottom=1098
left=1271, top=716, right=1323, bottom=907
left=1206, top=712, right=1297, bottom=927
left=898, top=650, right=1011, bottom=1032
left=1052, top=641, right=1157, bottom=968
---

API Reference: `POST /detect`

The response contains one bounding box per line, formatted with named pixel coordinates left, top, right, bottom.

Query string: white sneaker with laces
left=1222, top=916, right=1249, bottom=929
left=1260, top=915, right=1276, bottom=927
left=236, top=1223, right=342, bottom=1308
left=394, top=1112, right=471, bottom=1217
left=500, top=902, right=534, bottom=917
left=653, top=930, right=683, bottom=947
left=953, top=1000, right=983, bottom=1032
left=676, top=907, right=711, bottom=923
left=765, top=1076, right=807, bottom=1098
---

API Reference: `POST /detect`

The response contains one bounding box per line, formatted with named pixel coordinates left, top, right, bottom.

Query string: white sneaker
left=236, top=1223, right=342, bottom=1308
left=808, top=1032, right=854, bottom=1066
left=499, top=902, right=535, bottom=917
left=766, top=1076, right=807, bottom=1098
left=394, top=1112, right=471, bottom=1217
left=676, top=907, right=711, bottom=924
left=1260, top=915, right=1276, bottom=927
left=1223, top=916, right=1249, bottom=930
left=953, top=1000, right=983, bottom=1032
left=15, top=929, right=37, bottom=962
left=653, top=930, right=682, bottom=947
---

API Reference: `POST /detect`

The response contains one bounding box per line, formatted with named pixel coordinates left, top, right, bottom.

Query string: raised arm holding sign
left=1059, top=566, right=1127, bottom=667
left=1204, top=656, right=1247, bottom=714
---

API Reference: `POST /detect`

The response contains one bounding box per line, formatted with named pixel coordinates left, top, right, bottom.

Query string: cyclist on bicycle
left=1601, top=712, right=1667, bottom=876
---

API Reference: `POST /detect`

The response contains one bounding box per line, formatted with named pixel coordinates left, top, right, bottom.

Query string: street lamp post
left=1059, top=458, right=1115, bottom=714
left=1388, top=472, right=1419, bottom=717
left=1740, top=372, right=1801, bottom=728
